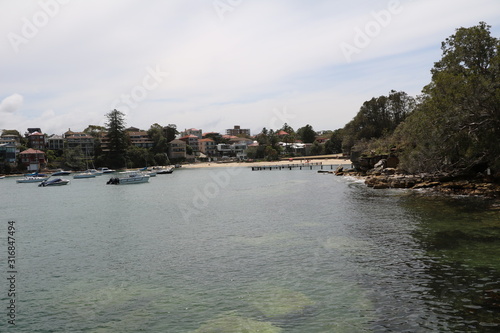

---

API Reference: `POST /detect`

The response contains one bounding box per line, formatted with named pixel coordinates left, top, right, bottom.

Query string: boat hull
left=16, top=177, right=49, bottom=183
left=107, top=173, right=150, bottom=185
left=39, top=178, right=70, bottom=187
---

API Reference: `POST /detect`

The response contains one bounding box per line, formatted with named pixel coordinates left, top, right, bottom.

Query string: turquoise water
left=1, top=167, right=499, bottom=332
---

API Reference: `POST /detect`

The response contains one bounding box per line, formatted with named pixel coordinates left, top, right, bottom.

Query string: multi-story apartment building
left=27, top=131, right=46, bottom=150
left=127, top=131, right=154, bottom=148
left=198, top=138, right=217, bottom=156
left=47, top=134, right=64, bottom=151
left=226, top=125, right=250, bottom=137
left=168, top=139, right=186, bottom=160
left=0, top=143, right=17, bottom=165
left=178, top=134, right=199, bottom=153
left=64, top=130, right=94, bottom=158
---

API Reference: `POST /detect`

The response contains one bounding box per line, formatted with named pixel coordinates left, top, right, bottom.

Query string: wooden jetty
left=251, top=163, right=339, bottom=171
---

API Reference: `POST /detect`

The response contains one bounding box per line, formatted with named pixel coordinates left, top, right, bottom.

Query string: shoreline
left=337, top=169, right=500, bottom=199
left=181, top=158, right=351, bottom=169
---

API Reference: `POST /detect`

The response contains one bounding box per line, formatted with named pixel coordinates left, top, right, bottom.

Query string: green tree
left=297, top=124, right=316, bottom=143
left=105, top=109, right=129, bottom=168
left=310, top=141, right=324, bottom=155
left=398, top=22, right=500, bottom=174
left=63, top=148, right=85, bottom=170
left=164, top=124, right=178, bottom=143
left=148, top=123, right=168, bottom=154
left=342, top=90, right=415, bottom=154
left=126, top=146, right=154, bottom=168
left=325, top=129, right=343, bottom=154
left=280, top=123, right=295, bottom=134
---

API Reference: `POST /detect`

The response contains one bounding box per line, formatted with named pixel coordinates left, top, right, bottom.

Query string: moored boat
left=154, top=166, right=174, bottom=174
left=98, top=167, right=116, bottom=173
left=38, top=178, right=70, bottom=187
left=107, top=171, right=150, bottom=185
left=16, top=176, right=49, bottom=183
left=52, top=170, right=72, bottom=176
left=73, top=172, right=96, bottom=179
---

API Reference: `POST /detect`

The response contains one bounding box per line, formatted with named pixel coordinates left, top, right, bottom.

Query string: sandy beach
left=181, top=156, right=351, bottom=169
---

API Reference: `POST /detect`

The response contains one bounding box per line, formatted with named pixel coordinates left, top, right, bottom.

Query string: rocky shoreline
left=334, top=166, right=500, bottom=198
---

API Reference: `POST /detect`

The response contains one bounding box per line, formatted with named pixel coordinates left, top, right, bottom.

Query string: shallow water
left=0, top=168, right=499, bottom=332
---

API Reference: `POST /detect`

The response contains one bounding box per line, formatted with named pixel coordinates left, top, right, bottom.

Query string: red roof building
left=19, top=148, right=46, bottom=171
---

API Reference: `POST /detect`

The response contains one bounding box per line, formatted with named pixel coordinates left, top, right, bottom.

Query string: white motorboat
left=85, top=169, right=104, bottom=176
left=52, top=170, right=72, bottom=176
left=98, top=167, right=116, bottom=174
left=107, top=171, right=150, bottom=185
left=73, top=172, right=96, bottom=179
left=16, top=176, right=49, bottom=183
left=38, top=178, right=70, bottom=187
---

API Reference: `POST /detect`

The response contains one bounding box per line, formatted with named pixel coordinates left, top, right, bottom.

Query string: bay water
left=1, top=167, right=499, bottom=332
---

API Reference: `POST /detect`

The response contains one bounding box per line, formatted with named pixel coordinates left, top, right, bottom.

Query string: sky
left=1, top=0, right=499, bottom=136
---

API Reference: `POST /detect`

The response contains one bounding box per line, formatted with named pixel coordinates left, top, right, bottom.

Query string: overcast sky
left=1, top=0, right=499, bottom=136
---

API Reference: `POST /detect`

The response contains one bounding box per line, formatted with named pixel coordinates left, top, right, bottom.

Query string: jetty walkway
left=251, top=162, right=341, bottom=171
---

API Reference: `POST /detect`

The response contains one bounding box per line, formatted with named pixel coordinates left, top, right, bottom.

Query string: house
left=19, top=148, right=46, bottom=171
left=179, top=135, right=199, bottom=152
left=127, top=131, right=154, bottom=148
left=226, top=125, right=250, bottom=136
left=0, top=134, right=21, bottom=146
left=217, top=143, right=248, bottom=159
left=198, top=138, right=217, bottom=156
left=47, top=134, right=64, bottom=151
left=180, top=128, right=202, bottom=139
left=64, top=131, right=94, bottom=157
left=168, top=139, right=186, bottom=160
left=0, top=142, right=17, bottom=165
left=27, top=131, right=46, bottom=150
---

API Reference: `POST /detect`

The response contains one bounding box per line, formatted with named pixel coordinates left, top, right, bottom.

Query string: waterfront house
left=19, top=148, right=46, bottom=171
left=168, top=139, right=187, bottom=160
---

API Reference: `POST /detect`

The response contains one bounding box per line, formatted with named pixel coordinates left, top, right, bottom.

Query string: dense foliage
left=396, top=22, right=500, bottom=175
left=340, top=22, right=499, bottom=178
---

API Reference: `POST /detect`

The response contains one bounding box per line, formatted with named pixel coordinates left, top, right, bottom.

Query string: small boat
left=38, top=178, right=70, bottom=187
left=107, top=171, right=150, bottom=185
left=25, top=171, right=48, bottom=177
left=73, top=172, right=96, bottom=179
left=0, top=176, right=5, bottom=179
left=52, top=170, right=72, bottom=176
left=138, top=167, right=156, bottom=177
left=98, top=167, right=116, bottom=174
left=155, top=166, right=174, bottom=174
left=16, top=176, right=49, bottom=183
left=85, top=169, right=104, bottom=176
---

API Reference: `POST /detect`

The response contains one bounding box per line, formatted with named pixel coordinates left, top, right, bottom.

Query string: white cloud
left=0, top=94, right=23, bottom=114
left=0, top=0, right=499, bottom=135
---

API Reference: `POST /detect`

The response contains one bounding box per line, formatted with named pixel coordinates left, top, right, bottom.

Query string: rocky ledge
left=334, top=166, right=500, bottom=197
